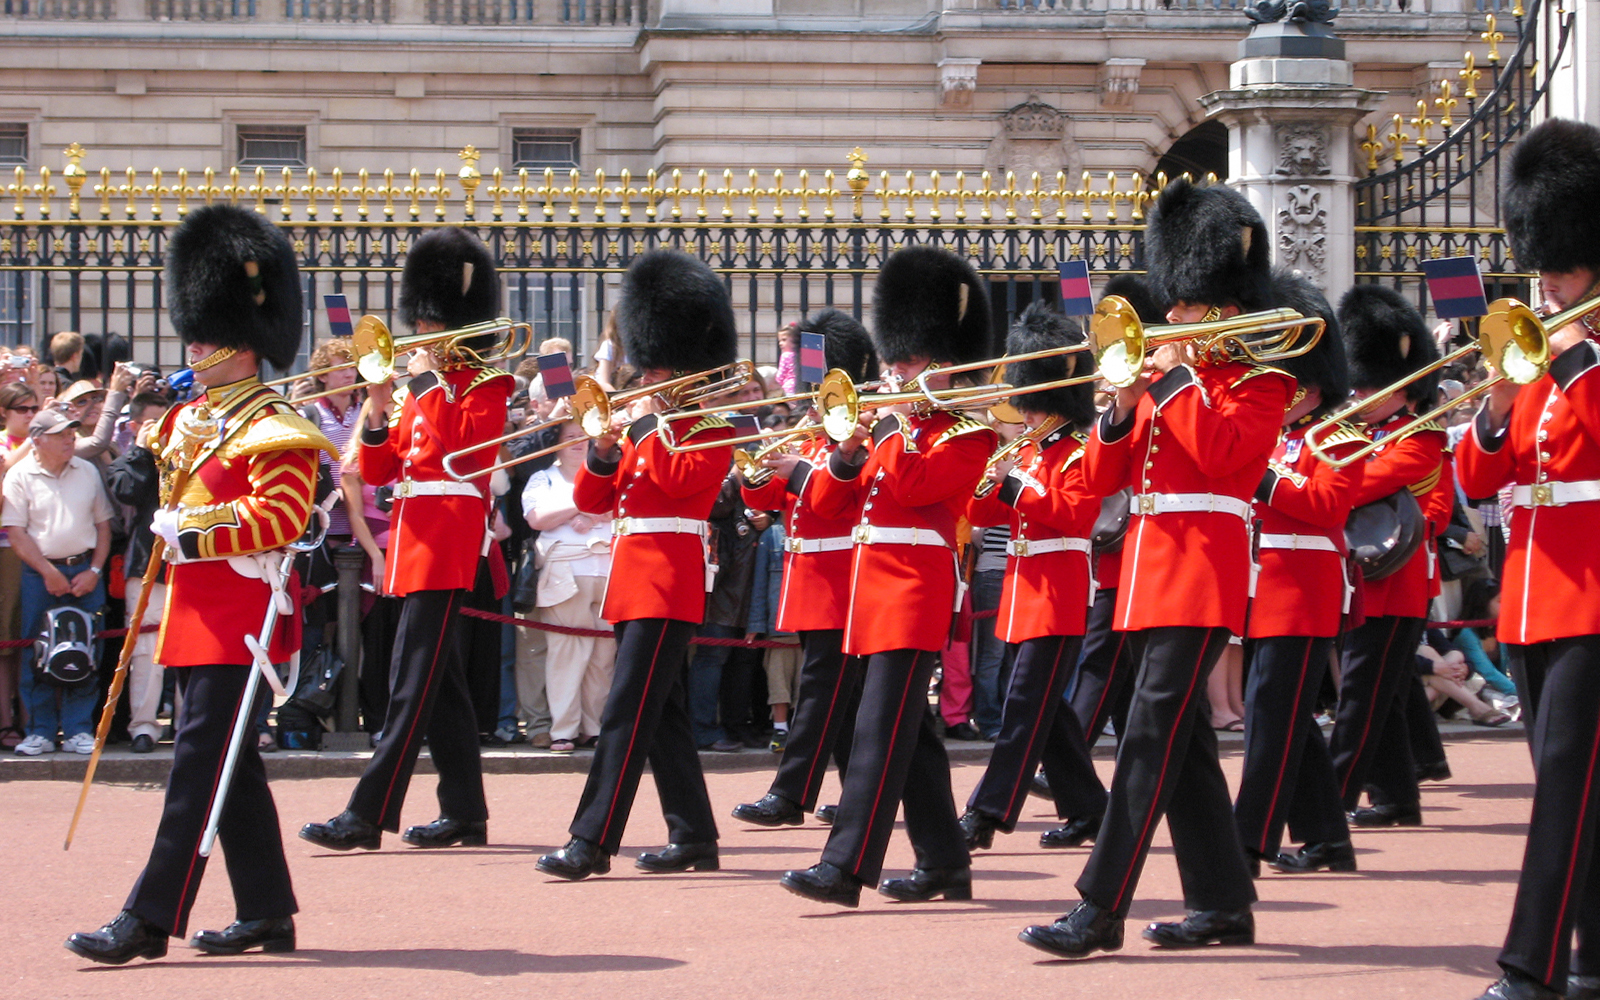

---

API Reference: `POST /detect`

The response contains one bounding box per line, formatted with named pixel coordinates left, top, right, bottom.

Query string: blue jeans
left=688, top=623, right=743, bottom=746
left=19, top=559, right=105, bottom=741
left=968, top=569, right=1006, bottom=737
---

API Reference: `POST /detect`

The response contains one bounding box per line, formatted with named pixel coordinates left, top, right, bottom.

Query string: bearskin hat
left=399, top=227, right=501, bottom=356
left=617, top=249, right=737, bottom=374
left=1267, top=269, right=1347, bottom=416
left=872, top=246, right=992, bottom=368
left=1099, top=274, right=1169, bottom=326
left=797, top=308, right=878, bottom=385
left=1004, top=301, right=1094, bottom=426
left=1144, top=177, right=1272, bottom=313
left=1338, top=284, right=1440, bottom=405
left=166, top=204, right=302, bottom=371
left=1504, top=118, right=1600, bottom=275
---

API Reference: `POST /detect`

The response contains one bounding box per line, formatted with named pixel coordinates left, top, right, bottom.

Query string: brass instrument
left=262, top=315, right=533, bottom=404
left=1304, top=293, right=1591, bottom=468
left=973, top=414, right=1066, bottom=498
left=441, top=360, right=755, bottom=481
left=733, top=418, right=825, bottom=486
left=1088, top=297, right=1326, bottom=389
left=905, top=343, right=1100, bottom=410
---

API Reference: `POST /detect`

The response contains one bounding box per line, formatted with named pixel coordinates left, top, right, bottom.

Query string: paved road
left=8, top=736, right=1531, bottom=1000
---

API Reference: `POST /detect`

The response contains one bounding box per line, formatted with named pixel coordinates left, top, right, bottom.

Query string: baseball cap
left=28, top=408, right=81, bottom=439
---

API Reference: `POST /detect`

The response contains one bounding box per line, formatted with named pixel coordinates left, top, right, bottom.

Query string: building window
left=508, top=276, right=584, bottom=350
left=237, top=125, right=308, bottom=167
left=0, top=124, right=27, bottom=166
left=511, top=129, right=580, bottom=171
left=0, top=274, right=32, bottom=347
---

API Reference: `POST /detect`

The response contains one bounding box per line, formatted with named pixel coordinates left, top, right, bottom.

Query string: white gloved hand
left=150, top=508, right=187, bottom=563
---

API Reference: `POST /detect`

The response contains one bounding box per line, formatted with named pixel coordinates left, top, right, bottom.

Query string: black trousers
left=347, top=589, right=486, bottom=832
left=821, top=648, right=968, bottom=884
left=1075, top=626, right=1257, bottom=917
left=570, top=617, right=718, bottom=854
left=1500, top=636, right=1600, bottom=990
left=1329, top=614, right=1423, bottom=811
left=126, top=665, right=296, bottom=938
left=768, top=629, right=862, bottom=811
left=1071, top=588, right=1135, bottom=743
left=969, top=635, right=1103, bottom=829
left=1235, top=636, right=1348, bottom=859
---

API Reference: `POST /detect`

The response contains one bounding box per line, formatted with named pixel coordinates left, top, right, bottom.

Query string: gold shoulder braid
left=933, top=414, right=991, bottom=448
left=1315, top=420, right=1369, bottom=451
left=1231, top=364, right=1292, bottom=388
left=675, top=412, right=734, bottom=442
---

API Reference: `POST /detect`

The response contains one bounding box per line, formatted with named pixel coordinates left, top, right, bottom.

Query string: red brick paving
left=6, top=737, right=1532, bottom=1000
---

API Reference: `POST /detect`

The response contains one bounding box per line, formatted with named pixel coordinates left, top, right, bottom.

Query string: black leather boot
left=536, top=837, right=612, bottom=880
left=65, top=911, right=169, bottom=965
left=299, top=809, right=382, bottom=851
left=192, top=917, right=296, bottom=955
left=1018, top=901, right=1124, bottom=959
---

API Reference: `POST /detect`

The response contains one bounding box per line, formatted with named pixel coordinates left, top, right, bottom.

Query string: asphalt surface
left=6, top=730, right=1535, bottom=1000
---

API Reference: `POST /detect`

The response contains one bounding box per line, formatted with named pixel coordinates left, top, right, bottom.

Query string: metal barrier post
left=333, top=544, right=365, bottom=733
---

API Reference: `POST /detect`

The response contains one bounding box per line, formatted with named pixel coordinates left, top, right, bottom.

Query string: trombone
left=973, top=414, right=1067, bottom=498
left=1303, top=293, right=1587, bottom=468
left=732, top=418, right=827, bottom=486
left=261, top=315, right=533, bottom=404
left=903, top=343, right=1100, bottom=409
left=441, top=360, right=756, bottom=481
left=1089, top=297, right=1325, bottom=389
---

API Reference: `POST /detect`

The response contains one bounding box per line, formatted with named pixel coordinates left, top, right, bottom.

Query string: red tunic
left=808, top=410, right=996, bottom=656
left=740, top=437, right=855, bottom=633
left=1083, top=361, right=1294, bottom=635
left=360, top=363, right=513, bottom=596
left=1458, top=339, right=1600, bottom=644
left=574, top=410, right=734, bottom=624
left=1344, top=411, right=1446, bottom=620
left=1247, top=420, right=1365, bottom=639
left=966, top=427, right=1098, bottom=643
left=152, top=378, right=332, bottom=667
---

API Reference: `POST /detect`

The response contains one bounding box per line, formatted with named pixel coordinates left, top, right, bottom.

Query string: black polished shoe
left=945, top=721, right=985, bottom=741
left=1271, top=839, right=1357, bottom=873
left=192, top=917, right=296, bottom=956
left=1142, top=909, right=1255, bottom=948
left=1019, top=901, right=1124, bottom=959
left=65, top=911, right=169, bottom=965
left=1349, top=802, right=1423, bottom=827
left=960, top=808, right=999, bottom=850
left=1474, top=970, right=1564, bottom=1000
left=879, top=866, right=973, bottom=902
left=780, top=862, right=862, bottom=908
left=732, top=792, right=804, bottom=827
left=537, top=837, right=612, bottom=880
left=299, top=810, right=381, bottom=851
left=814, top=804, right=838, bottom=825
left=636, top=842, right=719, bottom=873
left=402, top=817, right=487, bottom=848
left=1029, top=772, right=1051, bottom=800
left=1040, top=813, right=1102, bottom=849
left=1567, top=974, right=1600, bottom=1000
left=130, top=734, right=156, bottom=754
left=1416, top=759, right=1453, bottom=782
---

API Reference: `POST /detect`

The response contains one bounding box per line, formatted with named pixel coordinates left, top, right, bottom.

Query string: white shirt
left=1, top=452, right=113, bottom=560
left=523, top=466, right=612, bottom=578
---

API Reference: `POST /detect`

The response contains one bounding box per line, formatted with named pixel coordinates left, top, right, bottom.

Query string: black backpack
left=32, top=606, right=98, bottom=687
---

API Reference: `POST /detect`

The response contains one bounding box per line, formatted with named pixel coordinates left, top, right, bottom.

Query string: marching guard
left=66, top=205, right=334, bottom=963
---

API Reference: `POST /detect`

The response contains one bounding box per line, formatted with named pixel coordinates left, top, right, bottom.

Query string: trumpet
left=1089, top=297, right=1325, bottom=389
left=442, top=360, right=756, bottom=481
left=1304, top=293, right=1590, bottom=468
left=973, top=414, right=1067, bottom=498
left=261, top=315, right=532, bottom=404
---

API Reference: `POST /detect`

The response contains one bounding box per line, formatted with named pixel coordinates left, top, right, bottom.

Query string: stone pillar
left=1198, top=21, right=1385, bottom=297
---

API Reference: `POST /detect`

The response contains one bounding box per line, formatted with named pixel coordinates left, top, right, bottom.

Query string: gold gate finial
left=62, top=143, right=88, bottom=217
left=458, top=145, right=482, bottom=218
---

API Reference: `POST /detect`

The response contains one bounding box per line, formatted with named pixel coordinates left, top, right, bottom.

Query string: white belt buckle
left=852, top=524, right=871, bottom=544
left=395, top=481, right=416, bottom=499
left=1012, top=538, right=1030, bottom=557
left=1137, top=494, right=1156, bottom=516
left=612, top=518, right=632, bottom=536
left=784, top=536, right=802, bottom=554
left=1532, top=483, right=1555, bottom=507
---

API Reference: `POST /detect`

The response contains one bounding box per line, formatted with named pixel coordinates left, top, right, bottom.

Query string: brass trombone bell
left=1089, top=297, right=1323, bottom=389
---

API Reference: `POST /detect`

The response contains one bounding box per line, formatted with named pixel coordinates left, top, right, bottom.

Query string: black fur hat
left=166, top=204, right=302, bottom=371
left=1099, top=274, right=1169, bottom=326
left=1338, top=285, right=1440, bottom=405
left=1144, top=177, right=1272, bottom=313
left=797, top=308, right=878, bottom=385
left=872, top=246, right=992, bottom=368
left=1004, top=301, right=1094, bottom=426
left=617, top=249, right=737, bottom=373
left=1504, top=118, right=1600, bottom=274
left=399, top=227, right=500, bottom=355
left=1268, top=269, right=1347, bottom=416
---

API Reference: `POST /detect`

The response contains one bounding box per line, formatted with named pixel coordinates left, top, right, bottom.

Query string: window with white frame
left=0, top=124, right=27, bottom=166
left=511, top=129, right=580, bottom=171
left=237, top=125, right=308, bottom=168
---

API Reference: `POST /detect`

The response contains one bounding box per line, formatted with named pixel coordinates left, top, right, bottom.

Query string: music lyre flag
left=324, top=294, right=355, bottom=339
left=1058, top=261, right=1094, bottom=316
left=536, top=352, right=577, bottom=399
left=1421, top=256, right=1490, bottom=320
left=800, top=331, right=827, bottom=384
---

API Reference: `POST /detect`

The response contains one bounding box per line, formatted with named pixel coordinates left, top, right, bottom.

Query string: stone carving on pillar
left=1275, top=122, right=1332, bottom=177
left=985, top=97, right=1075, bottom=182
left=1278, top=185, right=1329, bottom=282
left=1098, top=58, right=1146, bottom=108
left=939, top=58, right=982, bottom=108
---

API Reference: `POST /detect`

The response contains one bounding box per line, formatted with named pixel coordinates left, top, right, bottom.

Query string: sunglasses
left=8, top=405, right=39, bottom=414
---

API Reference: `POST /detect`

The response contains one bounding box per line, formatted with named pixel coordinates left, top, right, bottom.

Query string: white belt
left=1510, top=480, right=1600, bottom=508
left=1007, top=537, right=1093, bottom=558
left=851, top=525, right=951, bottom=547
left=612, top=516, right=710, bottom=537
left=1130, top=492, right=1252, bottom=521
left=785, top=535, right=854, bottom=554
left=1256, top=533, right=1340, bottom=553
left=394, top=478, right=481, bottom=499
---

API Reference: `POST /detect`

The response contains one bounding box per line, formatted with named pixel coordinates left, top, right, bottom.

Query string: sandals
left=0, top=726, right=21, bottom=750
left=1472, top=710, right=1512, bottom=728
left=549, top=739, right=577, bottom=753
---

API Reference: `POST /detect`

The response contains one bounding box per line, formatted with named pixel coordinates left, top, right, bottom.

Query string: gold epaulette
left=933, top=415, right=993, bottom=448
left=464, top=364, right=514, bottom=394
left=1408, top=464, right=1443, bottom=497
left=674, top=412, right=734, bottom=442
left=218, top=401, right=339, bottom=462
left=1315, top=420, right=1369, bottom=451
left=1270, top=461, right=1310, bottom=489
left=1412, top=417, right=1447, bottom=435
left=1231, top=364, right=1292, bottom=388
left=387, top=385, right=410, bottom=429
left=1061, top=431, right=1089, bottom=471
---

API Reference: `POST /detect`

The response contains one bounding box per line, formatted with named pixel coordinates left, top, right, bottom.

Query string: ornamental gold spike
left=1482, top=13, right=1504, bottom=64
left=1435, top=80, right=1458, bottom=133
left=1460, top=52, right=1481, bottom=99
left=62, top=143, right=87, bottom=217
